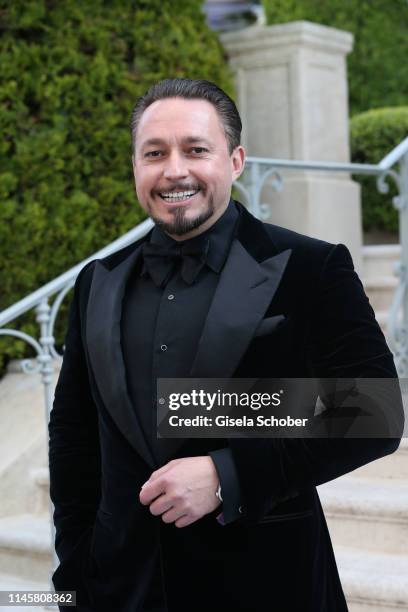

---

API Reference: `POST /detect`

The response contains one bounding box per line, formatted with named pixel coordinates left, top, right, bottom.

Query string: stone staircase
left=0, top=369, right=53, bottom=611
left=0, top=244, right=405, bottom=611
left=0, top=506, right=52, bottom=612
left=316, top=244, right=408, bottom=611
left=362, top=244, right=401, bottom=336
left=318, top=439, right=408, bottom=611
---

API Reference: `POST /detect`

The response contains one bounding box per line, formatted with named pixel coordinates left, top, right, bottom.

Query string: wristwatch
left=215, top=483, right=223, bottom=502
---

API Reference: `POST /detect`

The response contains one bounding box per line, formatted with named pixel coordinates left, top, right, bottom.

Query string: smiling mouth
left=159, top=189, right=200, bottom=203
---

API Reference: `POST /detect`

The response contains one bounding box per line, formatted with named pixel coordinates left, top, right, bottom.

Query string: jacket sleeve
left=208, top=447, right=244, bottom=524
left=48, top=261, right=100, bottom=600
left=228, top=243, right=404, bottom=521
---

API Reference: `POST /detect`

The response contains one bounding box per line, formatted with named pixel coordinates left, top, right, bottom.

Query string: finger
left=174, top=514, right=195, bottom=528
left=149, top=495, right=173, bottom=517
left=139, top=478, right=165, bottom=505
left=162, top=509, right=189, bottom=525
left=148, top=460, right=177, bottom=482
left=140, top=465, right=169, bottom=490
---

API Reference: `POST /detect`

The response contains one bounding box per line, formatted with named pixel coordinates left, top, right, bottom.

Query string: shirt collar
left=149, top=199, right=239, bottom=274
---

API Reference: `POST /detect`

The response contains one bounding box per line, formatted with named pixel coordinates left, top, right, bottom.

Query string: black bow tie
left=141, top=236, right=210, bottom=287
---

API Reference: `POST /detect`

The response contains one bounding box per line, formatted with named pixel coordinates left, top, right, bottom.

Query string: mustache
left=155, top=183, right=203, bottom=193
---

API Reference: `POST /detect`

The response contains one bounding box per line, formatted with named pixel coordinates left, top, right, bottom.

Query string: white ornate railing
left=0, top=218, right=154, bottom=417
left=0, top=135, right=407, bottom=589
left=0, top=217, right=155, bottom=591
left=234, top=138, right=408, bottom=375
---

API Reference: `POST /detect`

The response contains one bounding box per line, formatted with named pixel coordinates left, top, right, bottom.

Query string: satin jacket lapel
left=86, top=246, right=156, bottom=468
left=190, top=239, right=292, bottom=378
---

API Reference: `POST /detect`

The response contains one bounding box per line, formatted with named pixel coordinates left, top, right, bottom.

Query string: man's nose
left=163, top=151, right=189, bottom=180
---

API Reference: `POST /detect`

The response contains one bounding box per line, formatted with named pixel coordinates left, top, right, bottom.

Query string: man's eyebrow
left=182, top=136, right=212, bottom=146
left=140, top=136, right=212, bottom=148
left=141, top=138, right=166, bottom=148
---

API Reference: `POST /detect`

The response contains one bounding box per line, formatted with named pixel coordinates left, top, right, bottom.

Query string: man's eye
left=190, top=147, right=207, bottom=154
left=145, top=151, right=163, bottom=158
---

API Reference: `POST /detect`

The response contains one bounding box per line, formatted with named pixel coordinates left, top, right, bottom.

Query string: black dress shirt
left=121, top=199, right=243, bottom=525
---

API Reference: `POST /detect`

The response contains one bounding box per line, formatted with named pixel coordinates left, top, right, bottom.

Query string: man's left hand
left=139, top=456, right=221, bottom=528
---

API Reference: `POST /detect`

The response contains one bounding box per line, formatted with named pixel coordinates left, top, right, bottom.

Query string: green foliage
left=261, top=1, right=408, bottom=233
left=261, top=0, right=408, bottom=116
left=0, top=0, right=233, bottom=373
left=350, top=107, right=408, bottom=233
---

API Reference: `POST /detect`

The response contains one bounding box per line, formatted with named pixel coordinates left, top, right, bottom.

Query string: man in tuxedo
left=48, top=78, right=403, bottom=612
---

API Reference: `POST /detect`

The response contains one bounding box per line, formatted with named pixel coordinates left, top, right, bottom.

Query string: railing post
left=35, top=299, right=55, bottom=419
left=238, top=161, right=283, bottom=220
left=396, top=153, right=408, bottom=377
left=35, top=299, right=59, bottom=598
left=387, top=152, right=408, bottom=377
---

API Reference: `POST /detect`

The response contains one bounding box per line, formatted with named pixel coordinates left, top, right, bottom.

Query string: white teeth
left=160, top=190, right=198, bottom=200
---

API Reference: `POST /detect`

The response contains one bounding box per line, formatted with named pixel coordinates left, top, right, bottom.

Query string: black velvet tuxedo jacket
left=48, top=200, right=402, bottom=612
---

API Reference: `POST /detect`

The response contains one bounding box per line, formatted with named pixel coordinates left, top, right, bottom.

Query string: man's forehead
left=137, top=97, right=223, bottom=139
left=141, top=97, right=216, bottom=120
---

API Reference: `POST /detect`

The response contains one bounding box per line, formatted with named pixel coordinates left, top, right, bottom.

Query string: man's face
left=132, top=97, right=245, bottom=240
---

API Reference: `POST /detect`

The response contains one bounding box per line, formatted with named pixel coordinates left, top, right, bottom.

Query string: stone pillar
left=221, top=21, right=363, bottom=272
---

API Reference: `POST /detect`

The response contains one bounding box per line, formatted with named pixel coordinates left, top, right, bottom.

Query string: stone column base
left=263, top=176, right=362, bottom=273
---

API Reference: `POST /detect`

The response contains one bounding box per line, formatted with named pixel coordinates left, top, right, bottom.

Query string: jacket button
left=160, top=344, right=167, bottom=351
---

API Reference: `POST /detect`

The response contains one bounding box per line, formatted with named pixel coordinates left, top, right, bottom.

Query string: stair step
left=0, top=573, right=49, bottom=612
left=363, top=276, right=398, bottom=311
left=371, top=308, right=401, bottom=337
left=318, top=477, right=408, bottom=554
left=0, top=515, right=52, bottom=583
left=364, top=276, right=399, bottom=288
left=31, top=468, right=51, bottom=515
left=336, top=546, right=408, bottom=611
left=362, top=244, right=401, bottom=279
left=350, top=440, right=408, bottom=480
left=376, top=310, right=389, bottom=333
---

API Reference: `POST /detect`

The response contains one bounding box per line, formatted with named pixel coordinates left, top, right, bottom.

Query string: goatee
left=151, top=198, right=215, bottom=236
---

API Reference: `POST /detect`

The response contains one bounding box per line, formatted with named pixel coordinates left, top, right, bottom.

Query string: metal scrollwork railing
left=237, top=138, right=408, bottom=376
left=0, top=216, right=155, bottom=419
left=0, top=217, right=155, bottom=591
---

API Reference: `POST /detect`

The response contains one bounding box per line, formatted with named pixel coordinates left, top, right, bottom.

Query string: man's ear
left=132, top=155, right=138, bottom=187
left=231, top=145, right=246, bottom=181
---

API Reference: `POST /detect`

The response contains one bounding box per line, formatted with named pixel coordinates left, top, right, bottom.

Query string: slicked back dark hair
left=130, top=78, right=242, bottom=155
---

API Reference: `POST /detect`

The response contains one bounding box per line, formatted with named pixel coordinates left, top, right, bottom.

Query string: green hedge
left=350, top=107, right=408, bottom=233
left=0, top=0, right=233, bottom=374
left=261, top=0, right=408, bottom=116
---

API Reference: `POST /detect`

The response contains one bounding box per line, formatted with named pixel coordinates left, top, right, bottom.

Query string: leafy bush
left=0, top=0, right=233, bottom=373
left=350, top=107, right=408, bottom=233
left=261, top=0, right=408, bottom=116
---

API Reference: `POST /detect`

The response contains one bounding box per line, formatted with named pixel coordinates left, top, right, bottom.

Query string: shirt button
left=168, top=294, right=175, bottom=300
left=160, top=344, right=167, bottom=352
